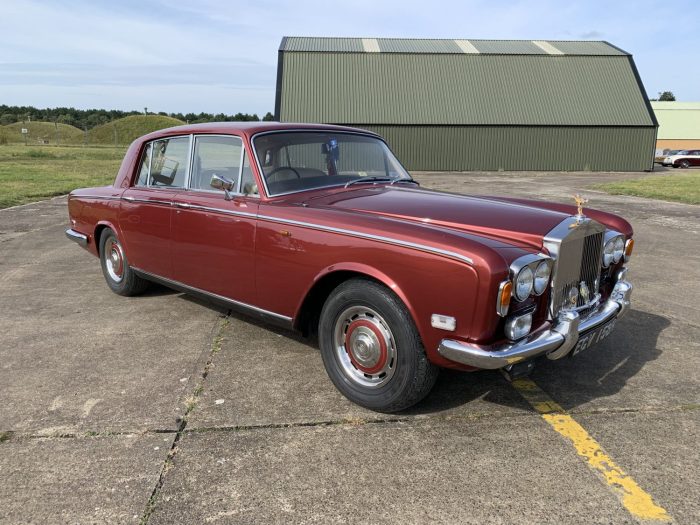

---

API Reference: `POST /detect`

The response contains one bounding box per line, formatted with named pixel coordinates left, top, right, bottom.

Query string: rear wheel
left=99, top=229, right=149, bottom=296
left=319, top=278, right=438, bottom=412
left=679, top=159, right=691, bottom=169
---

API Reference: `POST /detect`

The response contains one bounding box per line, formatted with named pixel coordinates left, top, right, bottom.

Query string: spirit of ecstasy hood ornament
left=570, top=194, right=589, bottom=227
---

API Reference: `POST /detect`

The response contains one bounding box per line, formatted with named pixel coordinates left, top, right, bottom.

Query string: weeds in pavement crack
left=140, top=314, right=229, bottom=524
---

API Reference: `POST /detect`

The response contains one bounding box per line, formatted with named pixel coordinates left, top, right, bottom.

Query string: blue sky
left=1, top=0, right=697, bottom=115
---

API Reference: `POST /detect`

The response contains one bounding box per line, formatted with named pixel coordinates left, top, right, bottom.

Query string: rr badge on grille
left=579, top=280, right=590, bottom=304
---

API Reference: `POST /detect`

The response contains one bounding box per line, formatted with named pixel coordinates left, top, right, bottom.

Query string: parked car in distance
left=654, top=149, right=679, bottom=164
left=662, top=150, right=700, bottom=168
left=66, top=122, right=634, bottom=412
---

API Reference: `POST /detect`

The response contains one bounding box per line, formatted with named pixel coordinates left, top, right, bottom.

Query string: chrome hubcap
left=105, top=239, right=124, bottom=283
left=333, top=306, right=396, bottom=388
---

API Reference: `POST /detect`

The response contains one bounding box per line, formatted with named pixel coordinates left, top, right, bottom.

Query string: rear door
left=171, top=135, right=259, bottom=305
left=119, top=135, right=191, bottom=279
left=691, top=150, right=700, bottom=166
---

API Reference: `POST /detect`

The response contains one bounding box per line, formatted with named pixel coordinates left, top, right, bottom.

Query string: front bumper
left=438, top=280, right=632, bottom=369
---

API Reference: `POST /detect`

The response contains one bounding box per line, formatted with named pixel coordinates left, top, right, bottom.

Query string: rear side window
left=135, top=144, right=151, bottom=187
left=191, top=136, right=243, bottom=191
left=150, top=137, right=190, bottom=188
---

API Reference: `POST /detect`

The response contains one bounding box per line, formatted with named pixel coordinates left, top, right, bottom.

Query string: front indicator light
left=505, top=312, right=533, bottom=341
left=497, top=280, right=512, bottom=317
left=624, top=238, right=634, bottom=262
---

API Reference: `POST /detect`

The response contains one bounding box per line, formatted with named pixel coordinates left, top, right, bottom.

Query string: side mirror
left=210, top=173, right=235, bottom=200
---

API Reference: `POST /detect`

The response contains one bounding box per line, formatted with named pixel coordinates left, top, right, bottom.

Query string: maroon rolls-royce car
left=66, top=122, right=634, bottom=412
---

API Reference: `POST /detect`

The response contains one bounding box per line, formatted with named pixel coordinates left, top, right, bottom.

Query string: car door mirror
left=210, top=173, right=236, bottom=200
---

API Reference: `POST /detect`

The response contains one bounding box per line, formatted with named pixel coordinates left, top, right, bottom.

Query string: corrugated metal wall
left=279, top=53, right=653, bottom=126
left=362, top=125, right=656, bottom=171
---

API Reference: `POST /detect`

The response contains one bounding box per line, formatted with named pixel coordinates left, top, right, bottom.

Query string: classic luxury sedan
left=661, top=149, right=700, bottom=168
left=66, top=122, right=634, bottom=412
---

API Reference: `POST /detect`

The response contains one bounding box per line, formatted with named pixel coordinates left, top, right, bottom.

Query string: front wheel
left=99, top=229, right=149, bottom=296
left=319, top=279, right=439, bottom=412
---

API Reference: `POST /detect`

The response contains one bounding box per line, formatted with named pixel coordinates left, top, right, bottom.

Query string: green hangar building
left=275, top=37, right=657, bottom=172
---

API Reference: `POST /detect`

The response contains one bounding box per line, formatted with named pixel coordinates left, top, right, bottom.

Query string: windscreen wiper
left=344, top=176, right=420, bottom=188
left=344, top=176, right=395, bottom=188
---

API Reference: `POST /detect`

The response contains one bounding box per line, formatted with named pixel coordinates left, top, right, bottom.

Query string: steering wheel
left=267, top=166, right=301, bottom=184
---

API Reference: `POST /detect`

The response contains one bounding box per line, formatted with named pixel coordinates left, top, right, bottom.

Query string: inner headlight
left=613, top=237, right=624, bottom=264
left=514, top=266, right=534, bottom=301
left=603, top=234, right=624, bottom=268
left=533, top=260, right=552, bottom=295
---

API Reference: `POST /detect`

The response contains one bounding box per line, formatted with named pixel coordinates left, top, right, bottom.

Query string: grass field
left=596, top=171, right=700, bottom=205
left=0, top=145, right=125, bottom=208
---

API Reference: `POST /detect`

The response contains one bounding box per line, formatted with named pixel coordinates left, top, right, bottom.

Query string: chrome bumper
left=65, top=228, right=88, bottom=247
left=438, top=280, right=633, bottom=369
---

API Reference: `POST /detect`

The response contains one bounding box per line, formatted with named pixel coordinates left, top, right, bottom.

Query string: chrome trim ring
left=105, top=238, right=125, bottom=283
left=333, top=305, right=397, bottom=388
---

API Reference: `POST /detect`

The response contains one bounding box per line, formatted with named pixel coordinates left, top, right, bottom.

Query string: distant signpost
left=21, top=128, right=28, bottom=146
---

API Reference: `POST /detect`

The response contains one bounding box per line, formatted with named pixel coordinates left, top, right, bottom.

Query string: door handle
left=174, top=202, right=191, bottom=209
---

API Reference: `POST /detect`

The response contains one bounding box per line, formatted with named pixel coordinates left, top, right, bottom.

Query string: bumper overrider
left=438, top=279, right=633, bottom=369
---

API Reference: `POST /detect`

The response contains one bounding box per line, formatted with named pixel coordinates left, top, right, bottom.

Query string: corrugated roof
left=651, top=101, right=700, bottom=139
left=278, top=50, right=654, bottom=126
left=280, top=37, right=628, bottom=55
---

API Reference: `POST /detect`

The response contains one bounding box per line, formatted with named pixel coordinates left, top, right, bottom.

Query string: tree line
left=0, top=105, right=274, bottom=129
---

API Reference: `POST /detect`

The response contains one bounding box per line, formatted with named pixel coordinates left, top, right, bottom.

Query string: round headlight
left=613, top=237, right=624, bottom=264
left=514, top=266, right=534, bottom=301
left=602, top=239, right=616, bottom=268
left=533, top=260, right=551, bottom=295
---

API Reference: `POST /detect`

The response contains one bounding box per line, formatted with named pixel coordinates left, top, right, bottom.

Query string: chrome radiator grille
left=545, top=218, right=606, bottom=317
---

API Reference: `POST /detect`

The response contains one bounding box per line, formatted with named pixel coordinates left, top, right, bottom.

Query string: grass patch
left=595, top=172, right=700, bottom=205
left=0, top=144, right=126, bottom=208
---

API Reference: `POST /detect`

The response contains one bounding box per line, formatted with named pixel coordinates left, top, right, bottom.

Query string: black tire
left=319, top=278, right=439, bottom=412
left=679, top=160, right=690, bottom=169
left=98, top=228, right=149, bottom=296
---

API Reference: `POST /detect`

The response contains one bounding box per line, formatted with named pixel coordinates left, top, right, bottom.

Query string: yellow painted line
left=512, top=378, right=672, bottom=522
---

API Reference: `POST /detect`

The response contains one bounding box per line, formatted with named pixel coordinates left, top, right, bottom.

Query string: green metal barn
left=275, top=37, right=657, bottom=171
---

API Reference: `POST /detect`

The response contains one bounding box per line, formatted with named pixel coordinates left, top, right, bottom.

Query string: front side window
left=191, top=135, right=243, bottom=191
left=149, top=137, right=190, bottom=188
left=253, top=132, right=411, bottom=196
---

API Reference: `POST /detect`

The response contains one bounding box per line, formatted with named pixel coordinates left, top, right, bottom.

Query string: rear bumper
left=438, top=280, right=632, bottom=370
left=65, top=228, right=88, bottom=247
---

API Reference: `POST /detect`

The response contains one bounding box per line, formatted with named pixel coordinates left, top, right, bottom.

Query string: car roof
left=138, top=121, right=380, bottom=142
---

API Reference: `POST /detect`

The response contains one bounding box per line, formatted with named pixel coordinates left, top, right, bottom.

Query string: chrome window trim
left=249, top=129, right=402, bottom=199
left=131, top=267, right=292, bottom=323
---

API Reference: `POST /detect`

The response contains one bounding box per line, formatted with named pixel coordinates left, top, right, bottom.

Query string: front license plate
left=571, top=318, right=617, bottom=357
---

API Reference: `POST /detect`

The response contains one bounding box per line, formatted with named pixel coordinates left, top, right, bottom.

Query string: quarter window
left=149, top=137, right=190, bottom=188
left=135, top=143, right=151, bottom=187
left=191, top=136, right=243, bottom=191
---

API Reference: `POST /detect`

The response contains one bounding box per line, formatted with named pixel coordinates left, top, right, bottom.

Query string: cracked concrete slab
left=148, top=417, right=634, bottom=525
left=0, top=217, right=221, bottom=434
left=0, top=433, right=172, bottom=524
left=577, top=410, right=700, bottom=524
left=186, top=315, right=531, bottom=429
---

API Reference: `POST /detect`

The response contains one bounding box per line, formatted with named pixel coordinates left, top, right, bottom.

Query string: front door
left=119, top=135, right=191, bottom=278
left=171, top=135, right=259, bottom=306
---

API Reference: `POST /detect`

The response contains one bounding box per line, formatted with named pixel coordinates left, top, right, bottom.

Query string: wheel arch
left=293, top=263, right=418, bottom=337
left=94, top=221, right=125, bottom=257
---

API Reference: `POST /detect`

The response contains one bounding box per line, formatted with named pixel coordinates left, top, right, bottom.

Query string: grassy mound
left=3, top=121, right=84, bottom=144
left=88, top=115, right=184, bottom=146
